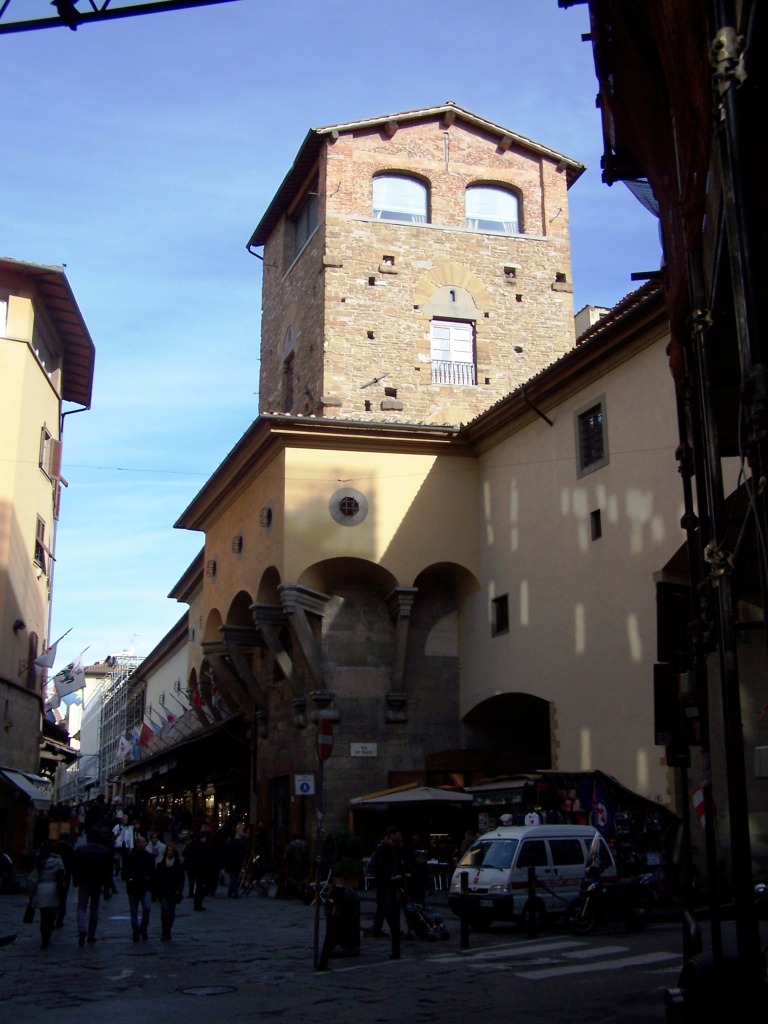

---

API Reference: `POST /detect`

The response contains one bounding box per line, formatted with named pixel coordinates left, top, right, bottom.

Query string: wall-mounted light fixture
left=231, top=535, right=243, bottom=554
left=13, top=619, right=26, bottom=633
left=259, top=507, right=272, bottom=528
left=205, top=559, right=217, bottom=578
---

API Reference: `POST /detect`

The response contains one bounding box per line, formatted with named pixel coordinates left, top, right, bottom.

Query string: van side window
left=516, top=840, right=548, bottom=868
left=549, top=839, right=585, bottom=866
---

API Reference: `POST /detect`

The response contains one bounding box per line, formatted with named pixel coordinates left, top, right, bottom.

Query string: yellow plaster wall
left=283, top=447, right=479, bottom=585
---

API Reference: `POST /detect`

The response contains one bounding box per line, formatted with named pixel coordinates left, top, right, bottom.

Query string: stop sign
left=316, top=718, right=333, bottom=760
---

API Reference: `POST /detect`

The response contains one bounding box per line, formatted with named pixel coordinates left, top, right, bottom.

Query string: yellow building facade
left=0, top=258, right=94, bottom=855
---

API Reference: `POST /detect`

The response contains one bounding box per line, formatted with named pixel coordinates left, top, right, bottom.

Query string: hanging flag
left=53, top=655, right=85, bottom=698
left=137, top=722, right=153, bottom=749
left=165, top=710, right=178, bottom=732
left=210, top=679, right=222, bottom=707
left=44, top=688, right=61, bottom=713
left=34, top=641, right=58, bottom=670
left=190, top=681, right=205, bottom=707
left=146, top=716, right=162, bottom=736
left=116, top=735, right=132, bottom=761
left=130, top=724, right=141, bottom=745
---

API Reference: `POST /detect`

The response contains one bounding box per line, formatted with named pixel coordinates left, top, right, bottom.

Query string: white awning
left=0, top=768, right=51, bottom=810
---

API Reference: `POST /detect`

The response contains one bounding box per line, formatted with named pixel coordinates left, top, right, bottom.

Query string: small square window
left=492, top=595, right=509, bottom=637
left=575, top=398, right=609, bottom=477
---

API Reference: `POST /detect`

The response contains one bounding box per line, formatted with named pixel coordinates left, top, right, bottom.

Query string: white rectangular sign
left=294, top=773, right=316, bottom=795
left=350, top=743, right=378, bottom=758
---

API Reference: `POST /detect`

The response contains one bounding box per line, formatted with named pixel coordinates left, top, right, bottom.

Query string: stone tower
left=247, top=102, right=584, bottom=426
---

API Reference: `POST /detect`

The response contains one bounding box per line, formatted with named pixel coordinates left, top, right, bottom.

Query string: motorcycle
left=565, top=834, right=655, bottom=934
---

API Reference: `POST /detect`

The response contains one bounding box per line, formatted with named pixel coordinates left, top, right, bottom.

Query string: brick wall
left=258, top=115, right=576, bottom=426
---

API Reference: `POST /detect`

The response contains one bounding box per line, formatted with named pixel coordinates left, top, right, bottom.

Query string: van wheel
left=519, top=899, right=548, bottom=932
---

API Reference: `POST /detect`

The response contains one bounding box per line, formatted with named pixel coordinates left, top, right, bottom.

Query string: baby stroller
left=403, top=897, right=450, bottom=941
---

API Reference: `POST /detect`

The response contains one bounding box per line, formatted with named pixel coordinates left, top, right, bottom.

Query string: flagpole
left=47, top=622, right=72, bottom=647
left=167, top=690, right=190, bottom=713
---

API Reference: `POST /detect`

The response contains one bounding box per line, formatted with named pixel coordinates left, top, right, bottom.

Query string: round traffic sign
left=316, top=718, right=333, bottom=760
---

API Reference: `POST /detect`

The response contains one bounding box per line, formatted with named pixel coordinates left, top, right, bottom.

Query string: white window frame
left=465, top=184, right=520, bottom=234
left=430, top=319, right=476, bottom=386
left=372, top=174, right=428, bottom=223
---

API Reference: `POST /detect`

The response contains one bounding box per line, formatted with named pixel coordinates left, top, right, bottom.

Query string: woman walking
left=154, top=842, right=185, bottom=941
left=29, top=841, right=65, bottom=949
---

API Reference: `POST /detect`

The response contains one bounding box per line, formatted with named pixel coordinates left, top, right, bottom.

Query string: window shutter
left=49, top=438, right=63, bottom=480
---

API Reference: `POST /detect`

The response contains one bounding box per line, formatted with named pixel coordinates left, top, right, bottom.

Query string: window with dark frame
left=284, top=352, right=295, bottom=413
left=292, top=185, right=318, bottom=259
left=492, top=594, right=509, bottom=636
left=576, top=400, right=608, bottom=476
left=34, top=516, right=47, bottom=573
left=590, top=509, right=602, bottom=541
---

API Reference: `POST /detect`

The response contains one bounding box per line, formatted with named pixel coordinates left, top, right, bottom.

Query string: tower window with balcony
left=372, top=174, right=429, bottom=223
left=430, top=319, right=476, bottom=386
left=465, top=184, right=520, bottom=234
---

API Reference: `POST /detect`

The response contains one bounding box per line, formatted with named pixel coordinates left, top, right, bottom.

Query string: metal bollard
left=390, top=883, right=401, bottom=960
left=460, top=870, right=470, bottom=949
left=526, top=865, right=537, bottom=936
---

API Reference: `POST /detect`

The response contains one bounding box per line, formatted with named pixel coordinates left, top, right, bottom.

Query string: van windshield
left=458, top=838, right=519, bottom=870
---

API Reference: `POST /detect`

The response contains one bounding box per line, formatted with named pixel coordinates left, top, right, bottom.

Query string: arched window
left=372, top=174, right=428, bottom=223
left=465, top=185, right=520, bottom=234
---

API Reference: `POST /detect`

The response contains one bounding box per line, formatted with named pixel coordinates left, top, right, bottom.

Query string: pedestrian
left=124, top=835, right=156, bottom=942
left=146, top=832, right=166, bottom=901
left=223, top=830, right=247, bottom=898
left=52, top=831, right=74, bottom=929
left=154, top=842, right=185, bottom=940
left=365, top=826, right=410, bottom=938
left=71, top=828, right=113, bottom=947
left=112, top=814, right=134, bottom=879
left=184, top=828, right=214, bottom=911
left=146, top=832, right=166, bottom=867
left=29, top=841, right=65, bottom=949
left=284, top=833, right=310, bottom=897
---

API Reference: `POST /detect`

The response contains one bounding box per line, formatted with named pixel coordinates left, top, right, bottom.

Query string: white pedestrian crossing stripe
left=429, top=938, right=681, bottom=979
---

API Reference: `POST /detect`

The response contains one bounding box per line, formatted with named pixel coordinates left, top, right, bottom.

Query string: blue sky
left=1, top=0, right=662, bottom=670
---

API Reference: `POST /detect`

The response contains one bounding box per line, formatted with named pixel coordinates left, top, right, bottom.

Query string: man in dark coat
left=124, top=834, right=156, bottom=941
left=365, top=826, right=410, bottom=938
left=184, top=829, right=214, bottom=911
left=71, top=828, right=113, bottom=947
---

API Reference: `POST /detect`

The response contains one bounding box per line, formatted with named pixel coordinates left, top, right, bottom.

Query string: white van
left=447, top=824, right=617, bottom=928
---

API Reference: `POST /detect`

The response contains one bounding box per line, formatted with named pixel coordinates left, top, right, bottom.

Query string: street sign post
left=314, top=717, right=333, bottom=968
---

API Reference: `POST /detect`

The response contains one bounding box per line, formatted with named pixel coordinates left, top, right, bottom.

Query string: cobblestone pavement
left=0, top=886, right=484, bottom=1024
